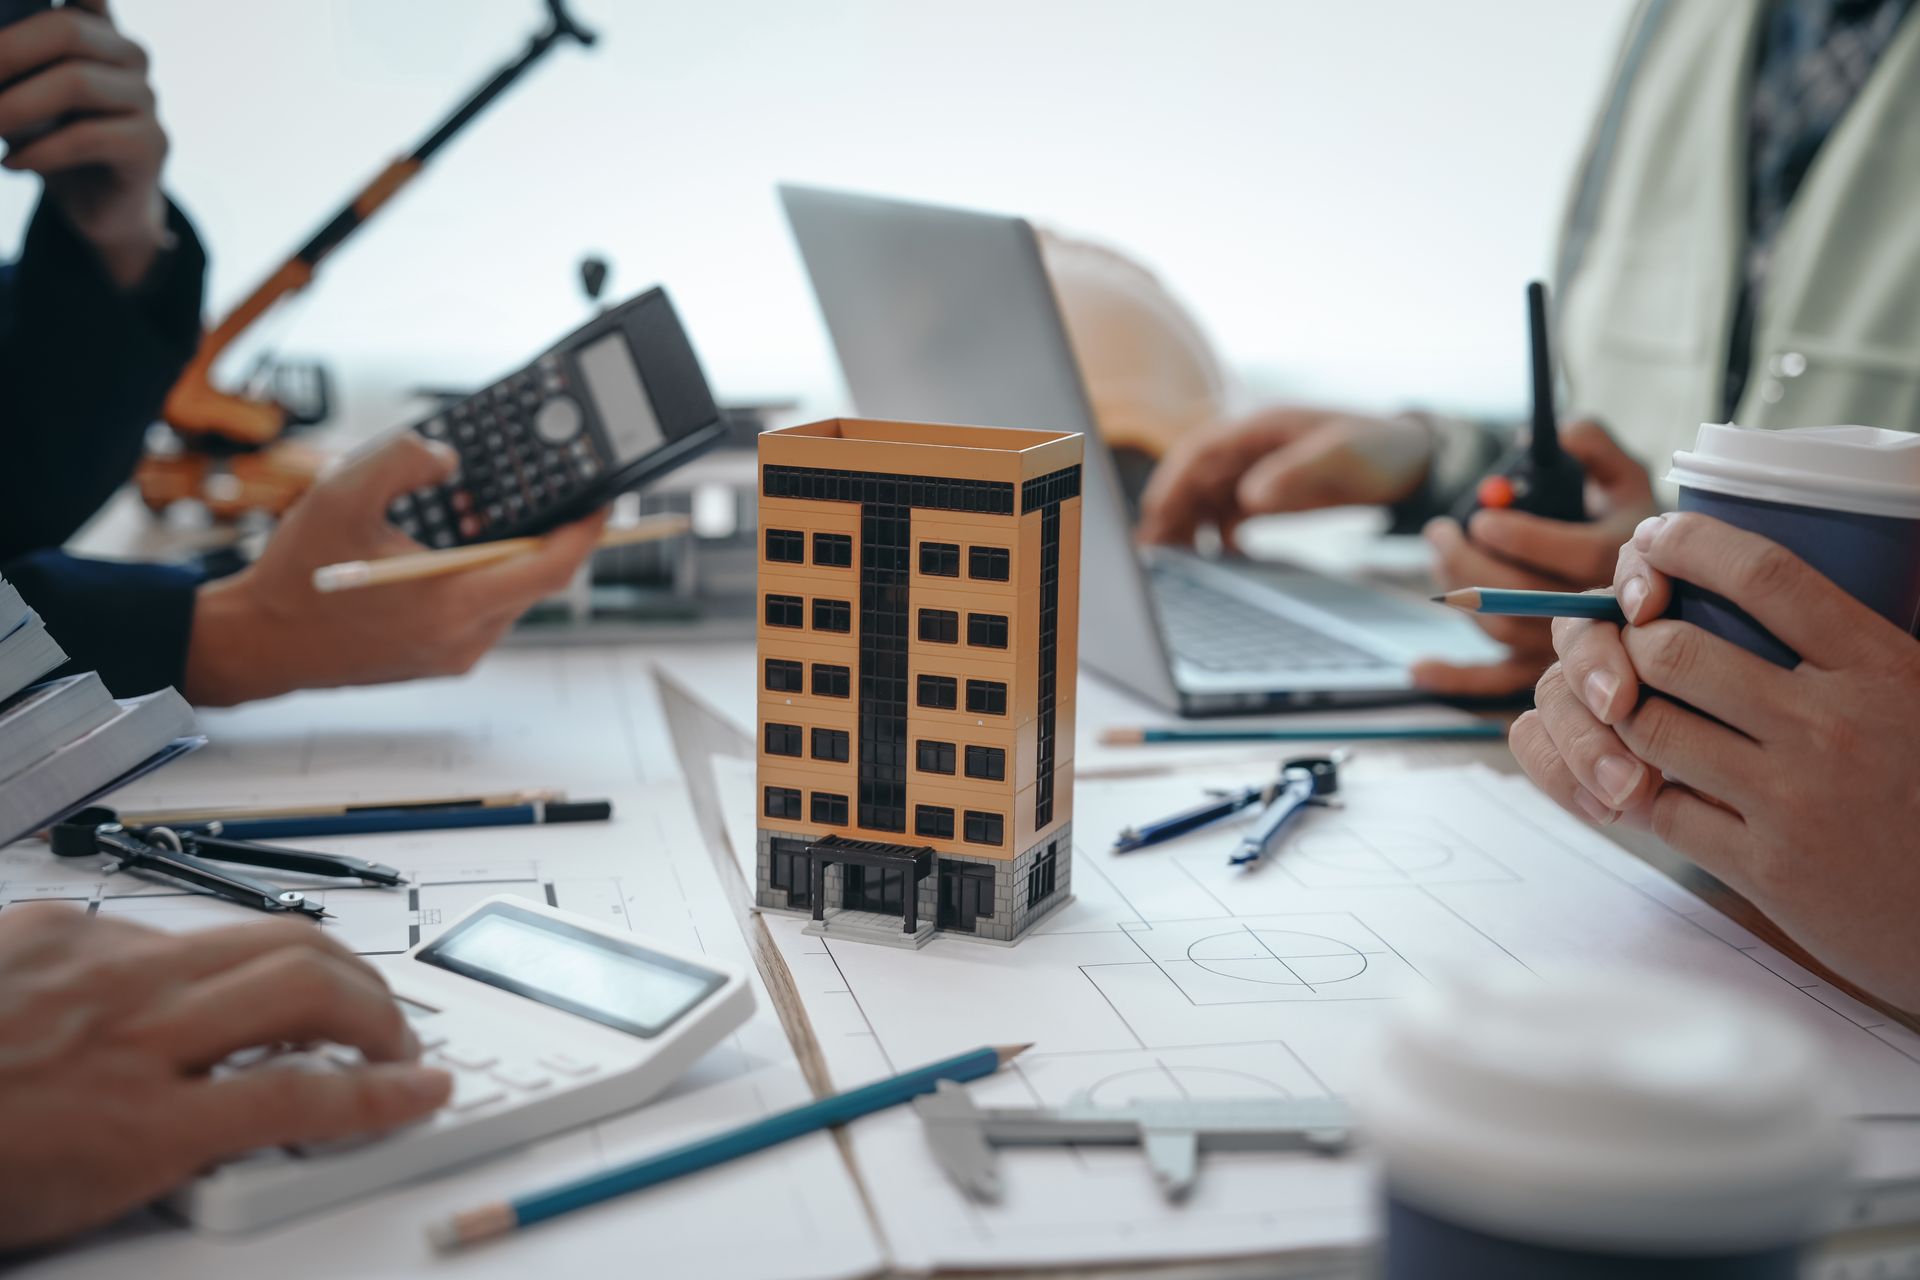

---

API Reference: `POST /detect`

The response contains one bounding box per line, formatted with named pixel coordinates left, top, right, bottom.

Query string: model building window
left=764, top=722, right=803, bottom=757
left=1027, top=841, right=1058, bottom=908
left=765, top=594, right=804, bottom=628
left=811, top=664, right=850, bottom=698
left=812, top=532, right=853, bottom=567
left=919, top=541, right=960, bottom=577
left=963, top=810, right=1005, bottom=847
left=918, top=608, right=959, bottom=644
left=917, top=674, right=957, bottom=710
left=810, top=792, right=848, bottom=826
left=965, top=680, right=1008, bottom=716
left=813, top=598, right=851, bottom=633
left=967, top=612, right=1008, bottom=648
left=763, top=786, right=802, bottom=820
left=915, top=805, right=956, bottom=839
left=765, top=659, right=804, bottom=692
left=968, top=545, right=1010, bottom=581
left=964, top=745, right=1006, bottom=781
left=811, top=727, right=850, bottom=762
left=916, top=739, right=956, bottom=774
left=765, top=528, right=805, bottom=563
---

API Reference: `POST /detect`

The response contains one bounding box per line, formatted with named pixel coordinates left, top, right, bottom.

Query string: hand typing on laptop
left=1140, top=412, right=1656, bottom=696
left=0, top=904, right=450, bottom=1248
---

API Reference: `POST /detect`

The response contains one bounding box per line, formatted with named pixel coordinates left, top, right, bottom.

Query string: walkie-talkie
left=1452, top=281, right=1588, bottom=525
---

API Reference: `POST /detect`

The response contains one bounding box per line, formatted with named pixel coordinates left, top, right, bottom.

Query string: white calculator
left=179, top=895, right=754, bottom=1232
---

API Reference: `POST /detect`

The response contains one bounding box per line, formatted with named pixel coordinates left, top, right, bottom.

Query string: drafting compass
left=1112, top=754, right=1343, bottom=868
left=50, top=806, right=404, bottom=920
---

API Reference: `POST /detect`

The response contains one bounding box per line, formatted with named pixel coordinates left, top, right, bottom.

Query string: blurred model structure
left=754, top=419, right=1083, bottom=947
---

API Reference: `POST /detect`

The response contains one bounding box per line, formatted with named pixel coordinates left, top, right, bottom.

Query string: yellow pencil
left=311, top=514, right=691, bottom=593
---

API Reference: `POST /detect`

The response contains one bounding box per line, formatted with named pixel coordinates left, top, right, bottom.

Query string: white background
left=0, top=0, right=1632, bottom=424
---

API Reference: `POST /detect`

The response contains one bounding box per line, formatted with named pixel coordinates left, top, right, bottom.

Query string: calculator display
left=416, top=902, right=722, bottom=1038
left=576, top=332, right=666, bottom=461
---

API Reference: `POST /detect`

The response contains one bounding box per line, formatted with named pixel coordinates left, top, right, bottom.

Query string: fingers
left=1630, top=512, right=1894, bottom=668
left=1549, top=615, right=1636, bottom=724
left=1510, top=709, right=1617, bottom=825
left=1643, top=784, right=1752, bottom=891
left=1531, top=662, right=1658, bottom=815
left=1620, top=620, right=1796, bottom=740
left=449, top=508, right=608, bottom=617
left=1559, top=419, right=1652, bottom=497
left=1138, top=410, right=1319, bottom=544
left=1613, top=694, right=1766, bottom=810
left=0, top=58, right=152, bottom=140
left=181, top=1062, right=452, bottom=1162
left=1465, top=508, right=1621, bottom=587
left=1612, top=535, right=1671, bottom=624
left=1, top=113, right=162, bottom=177
left=1235, top=429, right=1368, bottom=515
left=1408, top=655, right=1544, bottom=697
left=123, top=944, right=417, bottom=1071
left=166, top=916, right=381, bottom=986
left=322, top=434, right=457, bottom=520
left=0, top=8, right=145, bottom=87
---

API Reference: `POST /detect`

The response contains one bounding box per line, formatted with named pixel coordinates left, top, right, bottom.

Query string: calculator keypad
left=387, top=354, right=611, bottom=547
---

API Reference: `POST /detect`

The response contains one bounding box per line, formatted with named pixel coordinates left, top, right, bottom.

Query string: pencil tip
left=995, top=1043, right=1035, bottom=1064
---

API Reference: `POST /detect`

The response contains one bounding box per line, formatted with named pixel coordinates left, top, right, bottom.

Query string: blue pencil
left=178, top=799, right=611, bottom=841
left=1101, top=723, right=1503, bottom=746
left=428, top=1043, right=1030, bottom=1250
left=1435, top=587, right=1626, bottom=624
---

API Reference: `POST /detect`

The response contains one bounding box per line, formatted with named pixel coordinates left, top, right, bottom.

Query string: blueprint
left=0, top=648, right=882, bottom=1280
left=713, top=754, right=1920, bottom=1271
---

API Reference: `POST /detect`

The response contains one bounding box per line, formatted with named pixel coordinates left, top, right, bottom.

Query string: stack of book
left=0, top=576, right=201, bottom=848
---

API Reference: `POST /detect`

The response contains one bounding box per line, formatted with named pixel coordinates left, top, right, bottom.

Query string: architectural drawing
left=753, top=419, right=1084, bottom=946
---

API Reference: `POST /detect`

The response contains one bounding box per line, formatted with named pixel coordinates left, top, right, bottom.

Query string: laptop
left=779, top=184, right=1509, bottom=715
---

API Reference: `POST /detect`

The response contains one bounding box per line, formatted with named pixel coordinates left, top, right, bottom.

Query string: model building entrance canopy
left=754, top=418, right=1083, bottom=948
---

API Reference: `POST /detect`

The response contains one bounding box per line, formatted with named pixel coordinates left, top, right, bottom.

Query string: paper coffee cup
left=1665, top=424, right=1920, bottom=666
left=1362, top=968, right=1851, bottom=1278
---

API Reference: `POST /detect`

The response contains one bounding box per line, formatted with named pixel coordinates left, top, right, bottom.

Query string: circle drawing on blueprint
left=1292, top=824, right=1454, bottom=876
left=1086, top=1064, right=1295, bottom=1106
left=1187, top=929, right=1369, bottom=986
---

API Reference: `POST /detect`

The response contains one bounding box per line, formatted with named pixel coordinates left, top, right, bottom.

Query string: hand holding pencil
left=313, top=512, right=691, bottom=592
left=186, top=436, right=618, bottom=706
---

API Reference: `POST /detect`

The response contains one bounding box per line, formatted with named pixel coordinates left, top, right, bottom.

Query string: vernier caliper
left=913, top=1081, right=1354, bottom=1201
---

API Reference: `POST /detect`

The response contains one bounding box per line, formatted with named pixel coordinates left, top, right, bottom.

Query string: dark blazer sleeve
left=0, top=195, right=211, bottom=696
left=0, top=195, right=207, bottom=552
left=1, top=550, right=202, bottom=697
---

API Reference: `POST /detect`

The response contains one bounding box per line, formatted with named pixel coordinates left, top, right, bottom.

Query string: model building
left=753, top=419, right=1083, bottom=947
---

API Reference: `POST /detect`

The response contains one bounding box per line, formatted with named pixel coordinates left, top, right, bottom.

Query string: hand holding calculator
left=385, top=288, right=726, bottom=549
left=179, top=896, right=753, bottom=1232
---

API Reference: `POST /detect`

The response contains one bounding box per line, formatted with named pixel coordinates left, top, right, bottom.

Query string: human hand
left=0, top=0, right=170, bottom=287
left=184, top=433, right=608, bottom=706
left=1411, top=420, right=1656, bottom=697
left=1510, top=513, right=1920, bottom=1012
left=1137, top=406, right=1432, bottom=549
left=0, top=904, right=450, bottom=1248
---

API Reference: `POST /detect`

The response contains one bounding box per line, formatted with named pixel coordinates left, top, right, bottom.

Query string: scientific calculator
left=386, top=287, right=725, bottom=548
left=178, top=896, right=754, bottom=1232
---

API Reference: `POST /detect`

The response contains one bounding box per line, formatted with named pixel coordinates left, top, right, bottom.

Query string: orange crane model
left=141, top=0, right=597, bottom=519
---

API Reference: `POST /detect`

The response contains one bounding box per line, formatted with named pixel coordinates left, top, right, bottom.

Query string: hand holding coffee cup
left=1511, top=425, right=1920, bottom=1011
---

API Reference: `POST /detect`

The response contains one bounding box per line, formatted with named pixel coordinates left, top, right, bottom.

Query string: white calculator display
left=180, top=896, right=754, bottom=1233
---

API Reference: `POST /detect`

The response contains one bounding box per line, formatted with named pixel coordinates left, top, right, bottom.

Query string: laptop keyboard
left=1149, top=562, right=1390, bottom=673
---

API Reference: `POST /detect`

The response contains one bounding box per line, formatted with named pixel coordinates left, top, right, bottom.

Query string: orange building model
left=754, top=419, right=1083, bottom=947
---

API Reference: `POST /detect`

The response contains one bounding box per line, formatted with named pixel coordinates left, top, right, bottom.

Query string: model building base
left=756, top=823, right=1073, bottom=946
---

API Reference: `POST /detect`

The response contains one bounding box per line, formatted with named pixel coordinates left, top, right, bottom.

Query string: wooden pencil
left=311, top=514, right=690, bottom=592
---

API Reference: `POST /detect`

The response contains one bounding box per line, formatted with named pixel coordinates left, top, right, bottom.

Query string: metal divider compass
left=1110, top=754, right=1344, bottom=867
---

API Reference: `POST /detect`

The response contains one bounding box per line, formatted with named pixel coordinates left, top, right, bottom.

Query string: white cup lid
left=1359, top=967, right=1852, bottom=1254
left=1667, top=423, right=1920, bottom=519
